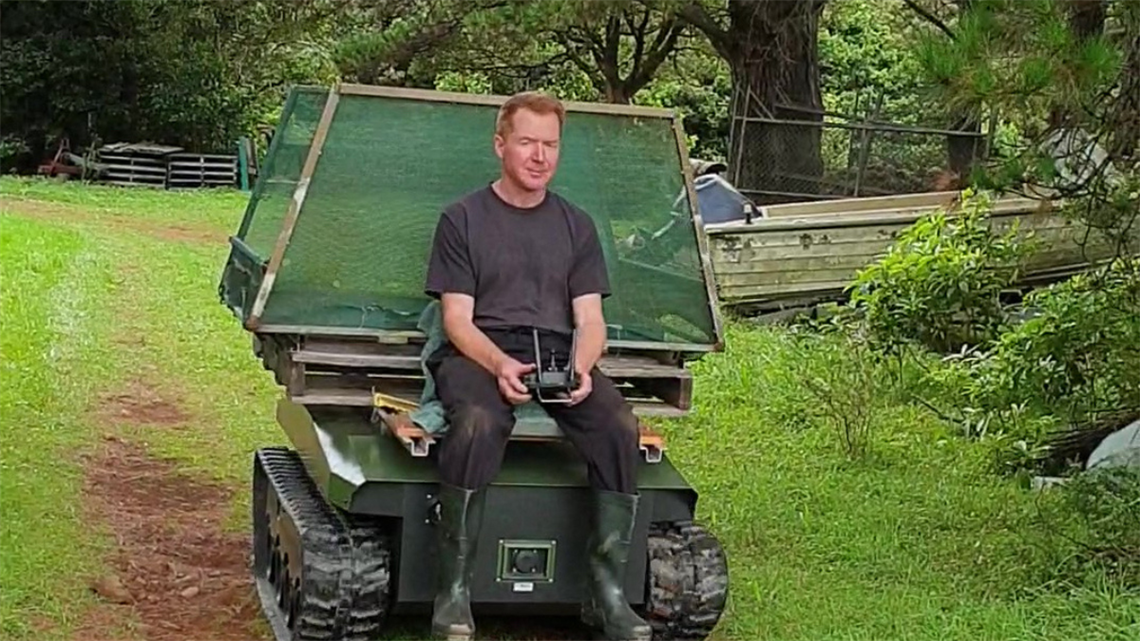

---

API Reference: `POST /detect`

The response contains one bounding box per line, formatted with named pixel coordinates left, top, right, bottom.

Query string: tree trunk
left=725, top=0, right=826, bottom=203
left=1109, top=3, right=1139, bottom=161
left=945, top=112, right=981, bottom=186
left=943, top=0, right=980, bottom=186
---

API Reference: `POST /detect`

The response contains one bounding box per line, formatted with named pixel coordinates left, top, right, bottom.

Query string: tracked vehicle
left=219, top=84, right=730, bottom=640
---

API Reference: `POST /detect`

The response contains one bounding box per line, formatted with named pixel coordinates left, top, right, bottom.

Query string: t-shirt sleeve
left=568, top=213, right=611, bottom=299
left=424, top=210, right=475, bottom=298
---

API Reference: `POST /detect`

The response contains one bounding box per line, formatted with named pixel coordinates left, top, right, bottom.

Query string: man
left=422, top=91, right=651, bottom=641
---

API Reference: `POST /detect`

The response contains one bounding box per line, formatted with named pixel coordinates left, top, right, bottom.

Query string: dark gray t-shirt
left=424, top=185, right=610, bottom=335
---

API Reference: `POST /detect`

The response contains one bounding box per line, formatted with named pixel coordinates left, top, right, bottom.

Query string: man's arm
left=440, top=293, right=508, bottom=375
left=441, top=293, right=535, bottom=404
left=571, top=293, right=607, bottom=375
left=565, top=293, right=606, bottom=406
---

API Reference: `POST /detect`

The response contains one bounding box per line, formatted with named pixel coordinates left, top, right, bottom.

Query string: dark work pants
left=427, top=328, right=640, bottom=494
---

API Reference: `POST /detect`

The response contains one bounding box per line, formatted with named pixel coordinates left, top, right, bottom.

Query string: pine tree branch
left=903, top=0, right=957, bottom=40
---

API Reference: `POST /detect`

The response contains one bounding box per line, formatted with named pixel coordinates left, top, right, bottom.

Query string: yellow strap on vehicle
left=372, top=392, right=418, bottom=414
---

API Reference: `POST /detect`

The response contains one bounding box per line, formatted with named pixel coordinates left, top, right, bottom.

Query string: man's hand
left=496, top=356, right=536, bottom=405
left=567, top=367, right=593, bottom=406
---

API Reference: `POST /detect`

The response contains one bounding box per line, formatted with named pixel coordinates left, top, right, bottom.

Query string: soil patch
left=0, top=197, right=225, bottom=244
left=79, top=435, right=266, bottom=641
left=97, top=380, right=190, bottom=427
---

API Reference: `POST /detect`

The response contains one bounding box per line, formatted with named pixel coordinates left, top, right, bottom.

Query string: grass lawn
left=1, top=175, right=1137, bottom=640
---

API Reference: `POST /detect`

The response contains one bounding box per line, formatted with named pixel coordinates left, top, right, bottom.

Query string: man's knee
left=449, top=402, right=513, bottom=442
left=605, top=405, right=640, bottom=450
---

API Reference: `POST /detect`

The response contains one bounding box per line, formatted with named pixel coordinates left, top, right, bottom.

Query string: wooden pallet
left=257, top=335, right=694, bottom=418
left=373, top=407, right=666, bottom=463
left=167, top=153, right=237, bottom=189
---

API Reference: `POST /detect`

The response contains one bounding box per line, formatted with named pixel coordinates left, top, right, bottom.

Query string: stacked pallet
left=96, top=142, right=181, bottom=188
left=94, top=143, right=239, bottom=189
left=166, top=153, right=238, bottom=189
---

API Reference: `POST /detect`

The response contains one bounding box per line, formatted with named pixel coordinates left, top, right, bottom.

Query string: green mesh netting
left=239, top=86, right=718, bottom=346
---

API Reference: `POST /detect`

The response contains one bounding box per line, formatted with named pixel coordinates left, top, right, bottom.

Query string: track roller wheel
left=642, top=521, right=729, bottom=640
left=252, top=447, right=393, bottom=641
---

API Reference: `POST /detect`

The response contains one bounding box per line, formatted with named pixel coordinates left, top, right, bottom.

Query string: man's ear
left=493, top=133, right=505, bottom=160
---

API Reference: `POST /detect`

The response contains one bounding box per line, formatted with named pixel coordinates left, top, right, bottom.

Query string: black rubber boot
left=581, top=490, right=653, bottom=641
left=431, top=483, right=486, bottom=641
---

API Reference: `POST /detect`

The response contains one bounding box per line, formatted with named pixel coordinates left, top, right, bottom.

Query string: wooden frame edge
left=246, top=85, right=342, bottom=328
left=337, top=83, right=675, bottom=119
left=670, top=115, right=727, bottom=352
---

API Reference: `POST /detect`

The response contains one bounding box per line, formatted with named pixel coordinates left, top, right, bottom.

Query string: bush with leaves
left=914, top=258, right=1140, bottom=475
left=964, top=258, right=1140, bottom=417
left=847, top=190, right=1034, bottom=354
left=1042, top=465, right=1140, bottom=587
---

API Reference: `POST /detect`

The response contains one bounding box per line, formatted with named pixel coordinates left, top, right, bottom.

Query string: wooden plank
left=758, top=193, right=1047, bottom=219
left=633, top=376, right=693, bottom=411
left=628, top=401, right=687, bottom=418
left=714, top=252, right=888, bottom=275
left=337, top=83, right=674, bottom=119
left=293, top=350, right=422, bottom=369
left=671, top=115, right=726, bottom=352
left=707, top=216, right=1087, bottom=252
left=710, top=221, right=1097, bottom=263
left=292, top=390, right=374, bottom=406
left=301, top=337, right=425, bottom=354
left=760, top=191, right=962, bottom=218
left=599, top=357, right=686, bottom=378
left=719, top=268, right=872, bottom=288
left=247, top=86, right=341, bottom=328
left=705, top=209, right=1027, bottom=234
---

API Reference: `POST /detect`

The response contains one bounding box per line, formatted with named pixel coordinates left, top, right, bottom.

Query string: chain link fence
left=727, top=102, right=988, bottom=206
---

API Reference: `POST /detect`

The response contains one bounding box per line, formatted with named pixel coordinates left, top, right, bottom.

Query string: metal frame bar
left=337, top=83, right=675, bottom=119
left=670, top=116, right=726, bottom=352
left=246, top=85, right=342, bottom=329
left=736, top=114, right=989, bottom=138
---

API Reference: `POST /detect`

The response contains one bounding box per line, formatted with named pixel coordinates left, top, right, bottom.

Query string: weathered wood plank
left=293, top=351, right=422, bottom=369
left=758, top=191, right=961, bottom=218
left=710, top=218, right=1094, bottom=263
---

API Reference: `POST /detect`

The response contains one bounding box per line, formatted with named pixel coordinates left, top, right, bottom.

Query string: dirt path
left=80, top=434, right=266, bottom=641
left=0, top=197, right=226, bottom=244
left=76, top=379, right=268, bottom=641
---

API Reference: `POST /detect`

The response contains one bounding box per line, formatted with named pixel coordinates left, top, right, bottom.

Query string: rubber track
left=643, top=521, right=730, bottom=640
left=255, top=447, right=391, bottom=641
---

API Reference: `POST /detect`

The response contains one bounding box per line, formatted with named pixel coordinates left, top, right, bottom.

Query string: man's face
left=494, top=108, right=561, bottom=192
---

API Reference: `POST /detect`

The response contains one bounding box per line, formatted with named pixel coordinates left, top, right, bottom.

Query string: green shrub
left=915, top=258, right=1140, bottom=473
left=969, top=258, right=1140, bottom=420
left=783, top=326, right=896, bottom=460
left=1040, top=466, right=1140, bottom=587
left=848, top=190, right=1034, bottom=354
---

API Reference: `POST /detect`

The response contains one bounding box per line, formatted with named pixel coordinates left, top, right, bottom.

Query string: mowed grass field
left=1, top=176, right=1138, bottom=640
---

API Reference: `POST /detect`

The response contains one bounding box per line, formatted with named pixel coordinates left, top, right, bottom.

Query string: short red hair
left=495, top=91, right=565, bottom=137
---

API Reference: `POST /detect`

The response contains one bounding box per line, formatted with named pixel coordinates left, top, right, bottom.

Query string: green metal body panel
left=276, top=399, right=697, bottom=512
left=275, top=399, right=700, bottom=607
